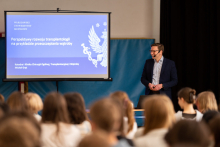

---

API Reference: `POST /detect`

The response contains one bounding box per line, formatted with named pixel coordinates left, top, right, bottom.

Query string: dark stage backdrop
left=160, top=0, right=220, bottom=111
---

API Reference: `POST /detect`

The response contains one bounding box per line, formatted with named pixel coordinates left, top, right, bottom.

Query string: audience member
left=202, top=110, right=220, bottom=124
left=41, top=92, right=81, bottom=147
left=78, top=130, right=110, bottom=147
left=171, top=144, right=201, bottom=147
left=0, top=102, right=9, bottom=118
left=175, top=87, right=203, bottom=121
left=0, top=94, right=4, bottom=103
left=209, top=115, right=220, bottom=147
left=0, top=111, right=41, bottom=147
left=134, top=94, right=175, bottom=147
left=6, top=91, right=28, bottom=111
left=25, top=92, right=43, bottom=121
left=165, top=120, right=210, bottom=147
left=64, top=92, right=91, bottom=137
left=110, top=91, right=137, bottom=139
left=90, top=98, right=131, bottom=147
left=196, top=91, right=218, bottom=113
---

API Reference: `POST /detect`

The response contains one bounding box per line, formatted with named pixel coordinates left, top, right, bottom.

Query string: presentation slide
left=5, top=12, right=109, bottom=79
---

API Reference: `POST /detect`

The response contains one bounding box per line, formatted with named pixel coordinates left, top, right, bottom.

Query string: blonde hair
left=143, top=94, right=175, bottom=135
left=196, top=91, right=218, bottom=113
left=90, top=98, right=123, bottom=133
left=25, top=92, right=43, bottom=114
left=110, top=91, right=135, bottom=134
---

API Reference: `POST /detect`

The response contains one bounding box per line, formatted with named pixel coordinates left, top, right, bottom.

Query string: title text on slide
left=10, top=37, right=73, bottom=46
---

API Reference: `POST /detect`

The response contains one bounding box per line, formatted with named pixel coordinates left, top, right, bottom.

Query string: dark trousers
left=149, top=90, right=160, bottom=95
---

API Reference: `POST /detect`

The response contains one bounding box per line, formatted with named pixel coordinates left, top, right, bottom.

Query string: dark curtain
left=160, top=0, right=220, bottom=111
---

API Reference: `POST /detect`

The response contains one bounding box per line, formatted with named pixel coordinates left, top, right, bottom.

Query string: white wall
left=0, top=0, right=160, bottom=41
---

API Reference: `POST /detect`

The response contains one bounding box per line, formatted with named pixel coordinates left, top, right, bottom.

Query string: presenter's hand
left=153, top=84, right=163, bottom=91
left=148, top=83, right=155, bottom=91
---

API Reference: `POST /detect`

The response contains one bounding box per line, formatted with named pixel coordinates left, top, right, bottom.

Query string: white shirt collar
left=154, top=56, right=164, bottom=63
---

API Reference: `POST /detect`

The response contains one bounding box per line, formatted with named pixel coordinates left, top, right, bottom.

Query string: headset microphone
left=154, top=50, right=161, bottom=57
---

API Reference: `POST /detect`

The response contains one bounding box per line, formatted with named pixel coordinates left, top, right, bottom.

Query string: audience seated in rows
left=25, top=92, right=43, bottom=121
left=110, top=91, right=137, bottom=139
left=165, top=120, right=211, bottom=147
left=64, top=92, right=92, bottom=137
left=0, top=89, right=219, bottom=147
left=196, top=91, right=218, bottom=113
left=41, top=92, right=81, bottom=147
left=175, top=87, right=203, bottom=121
left=134, top=94, right=175, bottom=147
left=90, top=98, right=131, bottom=147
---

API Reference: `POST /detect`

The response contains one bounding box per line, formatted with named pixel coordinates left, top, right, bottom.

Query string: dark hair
left=178, top=87, right=196, bottom=104
left=151, top=43, right=164, bottom=53
left=209, top=115, right=220, bottom=147
left=202, top=110, right=220, bottom=124
left=41, top=92, right=69, bottom=134
left=64, top=92, right=88, bottom=124
left=0, top=111, right=41, bottom=147
left=7, top=91, right=28, bottom=111
left=165, top=120, right=210, bottom=147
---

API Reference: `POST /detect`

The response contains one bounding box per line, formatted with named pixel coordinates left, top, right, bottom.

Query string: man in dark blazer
left=141, top=43, right=178, bottom=99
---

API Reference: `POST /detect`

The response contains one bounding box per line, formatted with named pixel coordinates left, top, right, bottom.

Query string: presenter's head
left=150, top=43, right=164, bottom=61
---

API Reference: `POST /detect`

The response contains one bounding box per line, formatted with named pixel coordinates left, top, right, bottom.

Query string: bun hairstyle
left=178, top=87, right=196, bottom=104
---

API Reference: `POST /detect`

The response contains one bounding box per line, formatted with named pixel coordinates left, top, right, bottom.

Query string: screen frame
left=3, top=10, right=111, bottom=82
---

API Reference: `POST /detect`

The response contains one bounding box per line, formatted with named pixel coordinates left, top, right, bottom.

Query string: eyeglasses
left=149, top=50, right=159, bottom=53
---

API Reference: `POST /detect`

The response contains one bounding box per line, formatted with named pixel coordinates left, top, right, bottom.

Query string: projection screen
left=5, top=11, right=110, bottom=81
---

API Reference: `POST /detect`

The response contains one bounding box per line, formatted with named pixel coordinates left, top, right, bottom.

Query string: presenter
left=141, top=43, right=178, bottom=99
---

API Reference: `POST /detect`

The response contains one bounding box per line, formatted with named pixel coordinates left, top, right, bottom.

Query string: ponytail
left=178, top=87, right=196, bottom=104
left=189, top=89, right=196, bottom=104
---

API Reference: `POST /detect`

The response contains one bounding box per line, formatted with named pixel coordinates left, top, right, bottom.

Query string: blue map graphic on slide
left=6, top=14, right=108, bottom=76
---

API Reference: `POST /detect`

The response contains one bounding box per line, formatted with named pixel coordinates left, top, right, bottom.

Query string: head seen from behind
left=110, top=91, right=134, bottom=134
left=196, top=91, right=218, bottom=113
left=78, top=130, right=110, bottom=147
left=143, top=94, right=175, bottom=135
left=150, top=43, right=164, bottom=61
left=177, top=87, right=196, bottom=109
left=165, top=120, right=210, bottom=147
left=25, top=92, right=43, bottom=114
left=41, top=92, right=69, bottom=124
left=0, top=111, right=41, bottom=147
left=7, top=91, right=28, bottom=112
left=90, top=98, right=123, bottom=133
left=64, top=92, right=88, bottom=124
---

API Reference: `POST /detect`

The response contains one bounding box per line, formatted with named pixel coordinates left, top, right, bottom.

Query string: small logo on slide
left=81, top=25, right=107, bottom=68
